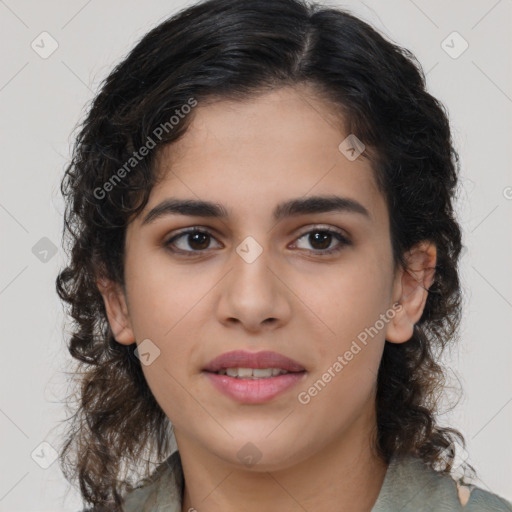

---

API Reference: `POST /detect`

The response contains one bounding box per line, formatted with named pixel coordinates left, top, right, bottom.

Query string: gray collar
left=121, top=450, right=512, bottom=511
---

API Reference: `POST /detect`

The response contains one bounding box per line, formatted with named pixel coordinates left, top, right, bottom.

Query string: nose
left=216, top=244, right=292, bottom=334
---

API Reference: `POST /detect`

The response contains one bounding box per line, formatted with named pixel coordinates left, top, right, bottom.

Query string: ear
left=96, top=277, right=136, bottom=345
left=385, top=241, right=437, bottom=344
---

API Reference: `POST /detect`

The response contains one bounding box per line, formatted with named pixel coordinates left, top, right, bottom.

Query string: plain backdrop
left=0, top=0, right=511, bottom=510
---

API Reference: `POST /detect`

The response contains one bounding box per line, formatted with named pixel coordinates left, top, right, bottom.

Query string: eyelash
left=163, top=226, right=351, bottom=257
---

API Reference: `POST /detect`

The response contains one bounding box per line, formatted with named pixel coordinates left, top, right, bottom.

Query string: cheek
left=297, top=363, right=378, bottom=452
left=132, top=297, right=202, bottom=426
left=294, top=254, right=392, bottom=354
left=141, top=361, right=200, bottom=431
left=123, top=258, right=210, bottom=399
left=125, top=260, right=203, bottom=340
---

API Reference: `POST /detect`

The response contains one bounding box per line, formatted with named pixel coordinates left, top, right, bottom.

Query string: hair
left=56, top=0, right=473, bottom=509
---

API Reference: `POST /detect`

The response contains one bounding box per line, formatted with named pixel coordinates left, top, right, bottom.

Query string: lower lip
left=203, top=371, right=307, bottom=404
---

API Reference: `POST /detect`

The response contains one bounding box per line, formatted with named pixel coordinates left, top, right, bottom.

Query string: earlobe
left=385, top=241, right=437, bottom=344
left=96, top=277, right=136, bottom=345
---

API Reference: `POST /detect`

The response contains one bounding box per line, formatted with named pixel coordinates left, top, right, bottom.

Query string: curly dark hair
left=56, top=0, right=473, bottom=508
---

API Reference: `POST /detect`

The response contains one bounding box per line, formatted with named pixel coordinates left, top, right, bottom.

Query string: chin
left=208, top=433, right=314, bottom=472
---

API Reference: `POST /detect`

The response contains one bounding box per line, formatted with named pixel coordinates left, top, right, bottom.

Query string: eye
left=291, top=226, right=351, bottom=255
left=163, top=225, right=351, bottom=257
left=164, top=228, right=222, bottom=255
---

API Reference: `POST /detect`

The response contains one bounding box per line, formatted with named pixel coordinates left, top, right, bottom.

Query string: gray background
left=0, top=0, right=511, bottom=510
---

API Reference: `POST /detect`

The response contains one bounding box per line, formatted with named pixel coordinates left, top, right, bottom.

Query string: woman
left=56, top=0, right=512, bottom=510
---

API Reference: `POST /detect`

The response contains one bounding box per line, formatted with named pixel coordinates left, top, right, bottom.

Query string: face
left=99, top=85, right=435, bottom=471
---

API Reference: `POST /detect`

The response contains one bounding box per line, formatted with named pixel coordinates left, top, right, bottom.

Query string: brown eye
left=308, top=231, right=332, bottom=250
left=184, top=232, right=211, bottom=250
left=163, top=226, right=351, bottom=257
left=164, top=229, right=221, bottom=255
left=293, top=227, right=351, bottom=255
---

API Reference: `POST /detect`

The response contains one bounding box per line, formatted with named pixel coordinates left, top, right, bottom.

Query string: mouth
left=202, top=350, right=307, bottom=403
left=211, top=367, right=300, bottom=378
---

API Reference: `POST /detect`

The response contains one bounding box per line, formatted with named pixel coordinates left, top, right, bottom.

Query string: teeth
left=217, top=367, right=290, bottom=378
left=237, top=367, right=253, bottom=378
left=253, top=368, right=273, bottom=378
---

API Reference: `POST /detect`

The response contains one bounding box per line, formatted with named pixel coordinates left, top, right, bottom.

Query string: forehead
left=140, top=86, right=387, bottom=228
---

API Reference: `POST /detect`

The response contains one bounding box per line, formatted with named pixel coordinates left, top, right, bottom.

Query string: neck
left=177, top=404, right=388, bottom=512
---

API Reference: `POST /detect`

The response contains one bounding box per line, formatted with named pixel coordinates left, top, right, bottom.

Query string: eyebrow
left=141, top=195, right=371, bottom=226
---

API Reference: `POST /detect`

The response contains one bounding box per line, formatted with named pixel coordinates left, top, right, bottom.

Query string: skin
left=98, top=85, right=436, bottom=512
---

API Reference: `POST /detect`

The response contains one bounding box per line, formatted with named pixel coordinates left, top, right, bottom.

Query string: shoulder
left=373, top=455, right=512, bottom=512
left=462, top=484, right=512, bottom=512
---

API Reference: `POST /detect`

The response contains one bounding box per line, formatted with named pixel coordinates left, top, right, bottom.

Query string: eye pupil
left=189, top=232, right=210, bottom=250
left=310, top=231, right=331, bottom=250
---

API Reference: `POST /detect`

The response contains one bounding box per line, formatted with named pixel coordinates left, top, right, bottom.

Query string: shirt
left=121, top=450, right=512, bottom=511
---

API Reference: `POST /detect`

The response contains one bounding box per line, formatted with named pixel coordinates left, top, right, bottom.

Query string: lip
left=203, top=350, right=306, bottom=373
left=204, top=371, right=307, bottom=404
left=202, top=350, right=307, bottom=404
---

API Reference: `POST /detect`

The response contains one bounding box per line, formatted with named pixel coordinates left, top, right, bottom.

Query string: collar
left=121, top=450, right=511, bottom=511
